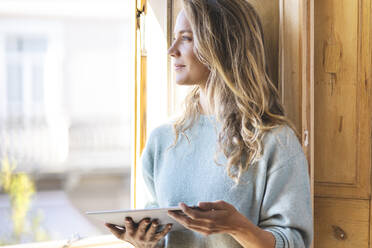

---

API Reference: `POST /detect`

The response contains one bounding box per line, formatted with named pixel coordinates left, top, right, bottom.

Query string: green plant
left=0, top=155, right=50, bottom=244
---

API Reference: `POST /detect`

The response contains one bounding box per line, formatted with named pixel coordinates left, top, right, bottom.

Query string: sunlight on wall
left=135, top=1, right=169, bottom=209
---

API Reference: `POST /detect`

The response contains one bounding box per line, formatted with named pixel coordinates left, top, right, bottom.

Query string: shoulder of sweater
left=141, top=121, right=174, bottom=167
left=260, top=125, right=305, bottom=166
left=146, top=121, right=174, bottom=148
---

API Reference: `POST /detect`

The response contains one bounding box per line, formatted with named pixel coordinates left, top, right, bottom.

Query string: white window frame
left=0, top=18, right=64, bottom=124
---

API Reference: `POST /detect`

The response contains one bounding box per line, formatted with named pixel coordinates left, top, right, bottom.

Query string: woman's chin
left=175, top=80, right=193, bottom=86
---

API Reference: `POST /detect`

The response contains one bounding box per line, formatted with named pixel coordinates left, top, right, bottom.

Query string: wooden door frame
left=279, top=2, right=314, bottom=246
left=131, top=0, right=147, bottom=210
left=279, top=0, right=314, bottom=173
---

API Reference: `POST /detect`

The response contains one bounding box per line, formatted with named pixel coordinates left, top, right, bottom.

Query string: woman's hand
left=105, top=217, right=173, bottom=248
left=167, top=200, right=245, bottom=236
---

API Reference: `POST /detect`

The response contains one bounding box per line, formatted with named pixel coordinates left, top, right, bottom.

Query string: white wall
left=63, top=19, right=130, bottom=122
left=146, top=0, right=170, bottom=133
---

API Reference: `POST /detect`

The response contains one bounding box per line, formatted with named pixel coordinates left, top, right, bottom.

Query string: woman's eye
left=172, top=36, right=192, bottom=43
left=182, top=36, right=192, bottom=41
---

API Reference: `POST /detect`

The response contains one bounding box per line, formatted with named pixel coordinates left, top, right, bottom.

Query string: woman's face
left=168, top=10, right=210, bottom=87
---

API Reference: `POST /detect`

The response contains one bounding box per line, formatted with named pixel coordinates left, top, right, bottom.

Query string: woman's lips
left=174, top=64, right=186, bottom=71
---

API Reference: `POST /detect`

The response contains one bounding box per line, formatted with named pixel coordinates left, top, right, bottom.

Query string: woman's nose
left=168, top=43, right=180, bottom=57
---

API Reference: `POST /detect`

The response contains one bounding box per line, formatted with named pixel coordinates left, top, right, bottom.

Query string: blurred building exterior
left=0, top=0, right=133, bottom=243
left=0, top=0, right=131, bottom=174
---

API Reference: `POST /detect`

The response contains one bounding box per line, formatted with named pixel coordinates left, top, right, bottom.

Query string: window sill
left=2, top=234, right=133, bottom=248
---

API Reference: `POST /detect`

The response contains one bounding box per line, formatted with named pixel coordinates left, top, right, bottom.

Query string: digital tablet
left=86, top=206, right=192, bottom=232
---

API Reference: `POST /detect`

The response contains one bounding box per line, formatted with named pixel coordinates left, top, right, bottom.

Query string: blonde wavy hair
left=169, top=0, right=298, bottom=185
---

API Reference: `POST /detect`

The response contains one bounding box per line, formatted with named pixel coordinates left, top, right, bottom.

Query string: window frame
left=0, top=20, right=63, bottom=125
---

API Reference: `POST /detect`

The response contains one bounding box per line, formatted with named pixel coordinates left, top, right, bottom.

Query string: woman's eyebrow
left=174, top=29, right=193, bottom=35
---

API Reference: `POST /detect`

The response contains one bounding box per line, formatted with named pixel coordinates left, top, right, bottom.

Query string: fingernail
left=115, top=225, right=125, bottom=230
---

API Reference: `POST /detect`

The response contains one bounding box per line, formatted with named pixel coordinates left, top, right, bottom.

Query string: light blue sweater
left=141, top=115, right=313, bottom=248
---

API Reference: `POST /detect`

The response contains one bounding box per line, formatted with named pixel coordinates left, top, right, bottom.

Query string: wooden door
left=314, top=198, right=370, bottom=247
left=279, top=0, right=314, bottom=199
left=313, top=0, right=371, bottom=247
left=314, top=0, right=371, bottom=200
left=279, top=1, right=314, bottom=247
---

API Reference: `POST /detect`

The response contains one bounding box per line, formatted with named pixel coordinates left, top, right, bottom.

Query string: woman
left=106, top=0, right=313, bottom=247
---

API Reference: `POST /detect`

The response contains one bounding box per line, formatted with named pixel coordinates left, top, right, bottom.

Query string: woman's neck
left=199, top=87, right=213, bottom=116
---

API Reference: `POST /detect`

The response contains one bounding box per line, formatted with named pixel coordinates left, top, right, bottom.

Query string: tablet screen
left=86, top=206, right=189, bottom=231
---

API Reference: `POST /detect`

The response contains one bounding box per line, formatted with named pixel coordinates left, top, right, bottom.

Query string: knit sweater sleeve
left=139, top=129, right=160, bottom=209
left=258, top=151, right=313, bottom=248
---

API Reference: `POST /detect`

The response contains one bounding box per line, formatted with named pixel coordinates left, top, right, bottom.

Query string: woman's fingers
left=169, top=210, right=216, bottom=233
left=180, top=206, right=215, bottom=221
left=145, top=219, right=159, bottom=241
left=105, top=223, right=125, bottom=239
left=136, top=218, right=151, bottom=240
left=124, top=217, right=136, bottom=236
left=154, top=223, right=173, bottom=240
left=107, top=218, right=172, bottom=246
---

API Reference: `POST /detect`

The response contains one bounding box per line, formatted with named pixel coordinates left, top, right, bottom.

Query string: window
left=5, top=35, right=47, bottom=124
left=0, top=0, right=178, bottom=246
left=0, top=1, right=134, bottom=246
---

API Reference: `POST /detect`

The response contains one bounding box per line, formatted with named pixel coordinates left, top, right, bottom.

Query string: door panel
left=314, top=0, right=371, bottom=199
left=314, top=197, right=369, bottom=247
